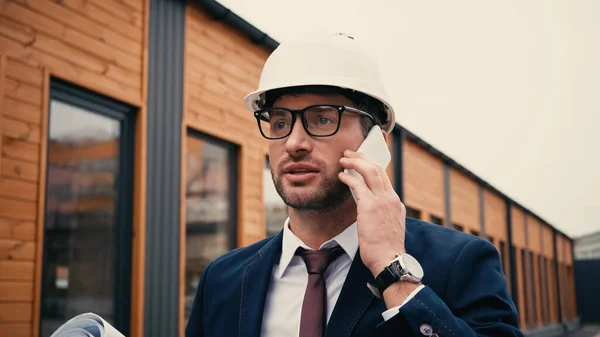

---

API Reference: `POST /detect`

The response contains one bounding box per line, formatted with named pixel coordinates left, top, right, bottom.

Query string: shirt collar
left=277, top=217, right=359, bottom=279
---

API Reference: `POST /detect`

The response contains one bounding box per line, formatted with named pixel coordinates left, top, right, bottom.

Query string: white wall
left=222, top=0, right=600, bottom=238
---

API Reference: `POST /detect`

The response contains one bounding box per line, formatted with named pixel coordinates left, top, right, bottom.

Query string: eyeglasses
left=254, top=104, right=374, bottom=140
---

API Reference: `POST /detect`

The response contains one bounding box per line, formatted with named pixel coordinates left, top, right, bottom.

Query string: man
left=186, top=33, right=523, bottom=337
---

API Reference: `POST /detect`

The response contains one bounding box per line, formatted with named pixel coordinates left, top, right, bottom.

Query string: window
left=40, top=80, right=135, bottom=337
left=184, top=130, right=238, bottom=325
left=430, top=215, right=443, bottom=226
left=405, top=207, right=421, bottom=220
left=453, top=224, right=464, bottom=232
left=470, top=229, right=480, bottom=237
left=264, top=156, right=288, bottom=236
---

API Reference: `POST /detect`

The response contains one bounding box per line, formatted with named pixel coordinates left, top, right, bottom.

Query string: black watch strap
left=367, top=265, right=399, bottom=299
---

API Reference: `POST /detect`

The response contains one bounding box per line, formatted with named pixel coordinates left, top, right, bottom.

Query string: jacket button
left=420, top=324, right=433, bottom=336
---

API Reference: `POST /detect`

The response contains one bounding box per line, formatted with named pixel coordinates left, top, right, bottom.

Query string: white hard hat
left=244, top=32, right=396, bottom=133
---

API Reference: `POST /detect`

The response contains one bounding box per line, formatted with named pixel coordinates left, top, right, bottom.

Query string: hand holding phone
left=343, top=125, right=391, bottom=203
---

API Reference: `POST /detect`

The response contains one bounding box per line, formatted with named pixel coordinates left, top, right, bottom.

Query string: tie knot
left=295, top=246, right=345, bottom=274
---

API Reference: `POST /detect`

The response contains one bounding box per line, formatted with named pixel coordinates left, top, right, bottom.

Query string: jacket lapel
left=238, top=232, right=283, bottom=337
left=324, top=248, right=377, bottom=337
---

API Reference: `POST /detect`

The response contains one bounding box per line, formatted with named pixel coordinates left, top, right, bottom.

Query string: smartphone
left=343, top=125, right=392, bottom=203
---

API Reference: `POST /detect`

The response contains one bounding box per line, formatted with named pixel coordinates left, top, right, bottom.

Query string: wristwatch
left=366, top=253, right=424, bottom=299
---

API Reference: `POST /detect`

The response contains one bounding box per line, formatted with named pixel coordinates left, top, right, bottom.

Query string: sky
left=219, top=0, right=600, bottom=238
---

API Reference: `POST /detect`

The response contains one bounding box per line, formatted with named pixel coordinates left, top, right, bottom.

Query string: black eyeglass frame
left=253, top=104, right=374, bottom=140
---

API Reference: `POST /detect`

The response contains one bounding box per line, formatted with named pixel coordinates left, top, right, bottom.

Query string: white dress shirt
left=260, top=219, right=424, bottom=336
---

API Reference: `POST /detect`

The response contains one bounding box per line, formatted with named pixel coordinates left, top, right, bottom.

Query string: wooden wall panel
left=449, top=168, right=479, bottom=233
left=557, top=236, right=564, bottom=263
left=183, top=6, right=270, bottom=247
left=0, top=0, right=144, bottom=106
left=527, top=215, right=541, bottom=254
left=542, top=225, right=554, bottom=259
left=511, top=205, right=526, bottom=248
left=0, top=55, right=43, bottom=337
left=565, top=240, right=573, bottom=266
left=0, top=0, right=146, bottom=335
left=403, top=140, right=445, bottom=220
left=484, top=188, right=507, bottom=241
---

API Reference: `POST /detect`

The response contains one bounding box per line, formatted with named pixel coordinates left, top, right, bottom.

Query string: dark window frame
left=40, top=77, right=136, bottom=336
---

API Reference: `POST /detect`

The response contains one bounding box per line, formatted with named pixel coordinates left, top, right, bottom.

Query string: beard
left=271, top=161, right=352, bottom=213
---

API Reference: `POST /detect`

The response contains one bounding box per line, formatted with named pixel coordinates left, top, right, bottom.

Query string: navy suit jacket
left=185, top=218, right=524, bottom=336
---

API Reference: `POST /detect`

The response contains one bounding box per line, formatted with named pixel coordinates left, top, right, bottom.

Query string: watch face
left=400, top=254, right=424, bottom=279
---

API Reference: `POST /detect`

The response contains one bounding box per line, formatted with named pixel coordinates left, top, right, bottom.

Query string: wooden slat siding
left=557, top=235, right=564, bottom=263
left=187, top=14, right=266, bottom=72
left=186, top=37, right=259, bottom=86
left=511, top=205, right=526, bottom=248
left=4, top=78, right=41, bottom=107
left=0, top=2, right=143, bottom=105
left=2, top=117, right=40, bottom=143
left=403, top=140, right=445, bottom=220
left=542, top=225, right=554, bottom=259
left=2, top=139, right=39, bottom=163
left=0, top=302, right=32, bottom=322
left=0, top=261, right=34, bottom=281
left=22, top=0, right=142, bottom=57
left=121, top=0, right=143, bottom=13
left=449, top=167, right=479, bottom=232
left=0, top=219, right=35, bottom=241
left=87, top=0, right=143, bottom=28
left=483, top=188, right=507, bottom=240
left=565, top=240, right=573, bottom=265
left=0, top=323, right=31, bottom=337
left=527, top=215, right=541, bottom=254
left=6, top=57, right=43, bottom=88
left=3, top=97, right=40, bottom=125
left=57, top=0, right=142, bottom=40
left=0, top=240, right=35, bottom=260
left=1, top=156, right=40, bottom=184
left=0, top=281, right=33, bottom=301
left=187, top=58, right=256, bottom=96
left=0, top=53, right=5, bottom=175
left=0, top=178, right=37, bottom=201
left=0, top=37, right=140, bottom=105
left=187, top=69, right=255, bottom=108
left=0, top=57, right=41, bottom=334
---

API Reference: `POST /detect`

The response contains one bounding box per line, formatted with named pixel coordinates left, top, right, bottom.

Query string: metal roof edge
left=195, top=0, right=280, bottom=51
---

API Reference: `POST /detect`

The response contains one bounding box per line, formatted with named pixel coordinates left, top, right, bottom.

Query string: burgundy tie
left=295, top=246, right=345, bottom=337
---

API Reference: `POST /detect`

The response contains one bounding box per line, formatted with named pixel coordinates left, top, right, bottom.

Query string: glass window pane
left=264, top=156, right=288, bottom=236
left=184, top=134, right=236, bottom=325
left=40, top=100, right=121, bottom=336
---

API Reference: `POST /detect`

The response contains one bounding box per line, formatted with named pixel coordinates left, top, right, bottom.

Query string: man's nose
left=284, top=119, right=312, bottom=155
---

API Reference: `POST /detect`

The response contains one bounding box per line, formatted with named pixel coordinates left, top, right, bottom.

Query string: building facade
left=0, top=0, right=578, bottom=336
